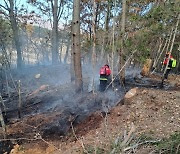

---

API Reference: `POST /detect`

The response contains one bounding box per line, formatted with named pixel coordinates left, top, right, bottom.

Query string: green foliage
left=145, top=2, right=179, bottom=34
left=109, top=132, right=180, bottom=154
left=129, top=15, right=139, bottom=22
left=124, top=29, right=151, bottom=63
left=133, top=132, right=180, bottom=154
left=0, top=17, right=12, bottom=45
left=138, top=133, right=155, bottom=142
left=147, top=6, right=164, bottom=22
left=123, top=1, right=179, bottom=65
left=155, top=132, right=180, bottom=154
left=149, top=22, right=163, bottom=35
left=83, top=145, right=105, bottom=154
left=80, top=132, right=180, bottom=154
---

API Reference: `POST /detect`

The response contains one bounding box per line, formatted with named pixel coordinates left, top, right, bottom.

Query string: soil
left=0, top=65, right=180, bottom=154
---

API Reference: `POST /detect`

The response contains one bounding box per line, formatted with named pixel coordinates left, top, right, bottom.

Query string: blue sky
left=0, top=0, right=72, bottom=29
left=0, top=0, right=41, bottom=16
left=0, top=0, right=33, bottom=11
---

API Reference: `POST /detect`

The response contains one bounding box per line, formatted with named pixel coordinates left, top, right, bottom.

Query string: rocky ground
left=0, top=65, right=179, bottom=154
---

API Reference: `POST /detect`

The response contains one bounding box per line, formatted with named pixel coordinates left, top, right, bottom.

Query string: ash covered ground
left=0, top=64, right=179, bottom=154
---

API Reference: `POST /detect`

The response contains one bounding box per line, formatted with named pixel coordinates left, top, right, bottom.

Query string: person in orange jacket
left=99, top=64, right=111, bottom=91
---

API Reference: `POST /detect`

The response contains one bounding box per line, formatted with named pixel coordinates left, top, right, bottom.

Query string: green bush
left=155, top=132, right=180, bottom=154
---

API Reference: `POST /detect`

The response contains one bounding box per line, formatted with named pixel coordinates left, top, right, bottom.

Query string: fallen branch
left=0, top=137, right=39, bottom=141
left=0, top=133, right=62, bottom=152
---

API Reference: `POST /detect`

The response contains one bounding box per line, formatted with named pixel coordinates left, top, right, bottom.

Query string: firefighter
left=163, top=52, right=176, bottom=79
left=99, top=64, right=111, bottom=91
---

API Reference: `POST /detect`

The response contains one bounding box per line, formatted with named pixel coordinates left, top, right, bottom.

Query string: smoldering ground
left=2, top=60, right=176, bottom=154
left=1, top=62, right=128, bottom=140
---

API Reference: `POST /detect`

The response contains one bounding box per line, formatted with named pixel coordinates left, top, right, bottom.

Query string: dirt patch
left=51, top=74, right=180, bottom=153
left=73, top=112, right=103, bottom=137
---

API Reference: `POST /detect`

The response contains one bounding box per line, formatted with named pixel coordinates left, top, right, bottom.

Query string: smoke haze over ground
left=1, top=62, right=180, bottom=154
left=2, top=63, right=134, bottom=132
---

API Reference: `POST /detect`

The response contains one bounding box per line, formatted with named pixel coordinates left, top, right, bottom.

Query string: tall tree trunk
left=119, top=0, right=126, bottom=83
left=72, top=0, right=83, bottom=92
left=104, top=0, right=112, bottom=47
left=105, top=0, right=111, bottom=32
left=111, top=0, right=117, bottom=88
left=51, top=0, right=59, bottom=65
left=95, top=2, right=99, bottom=31
left=90, top=0, right=97, bottom=93
left=71, top=24, right=75, bottom=82
left=96, top=2, right=100, bottom=29
left=9, top=0, right=22, bottom=69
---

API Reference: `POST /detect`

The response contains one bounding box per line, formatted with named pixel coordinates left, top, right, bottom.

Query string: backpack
left=171, top=58, right=176, bottom=68
left=100, top=67, right=106, bottom=75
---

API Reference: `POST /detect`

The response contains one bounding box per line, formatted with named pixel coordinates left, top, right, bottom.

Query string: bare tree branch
left=0, top=4, right=9, bottom=11
left=3, top=0, right=10, bottom=9
left=57, top=0, right=64, bottom=22
left=0, top=137, right=39, bottom=141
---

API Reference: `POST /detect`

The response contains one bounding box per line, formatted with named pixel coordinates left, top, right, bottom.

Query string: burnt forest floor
left=0, top=65, right=180, bottom=154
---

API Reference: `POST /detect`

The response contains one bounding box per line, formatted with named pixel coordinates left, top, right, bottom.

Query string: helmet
left=105, top=64, right=109, bottom=68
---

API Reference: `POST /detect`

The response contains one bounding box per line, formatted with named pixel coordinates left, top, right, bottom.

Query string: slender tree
left=0, top=0, right=23, bottom=69
left=51, top=0, right=59, bottom=64
left=91, top=0, right=97, bottom=92
left=28, top=0, right=65, bottom=65
left=119, top=0, right=126, bottom=83
left=105, top=0, right=112, bottom=32
left=72, top=0, right=83, bottom=92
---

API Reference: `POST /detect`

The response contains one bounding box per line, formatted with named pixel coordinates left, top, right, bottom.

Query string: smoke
left=3, top=57, right=142, bottom=123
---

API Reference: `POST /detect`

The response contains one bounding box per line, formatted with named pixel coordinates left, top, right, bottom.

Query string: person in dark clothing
left=99, top=64, right=111, bottom=91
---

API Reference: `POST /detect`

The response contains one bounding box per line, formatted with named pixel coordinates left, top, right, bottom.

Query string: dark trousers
left=164, top=69, right=171, bottom=79
left=99, top=80, right=107, bottom=92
